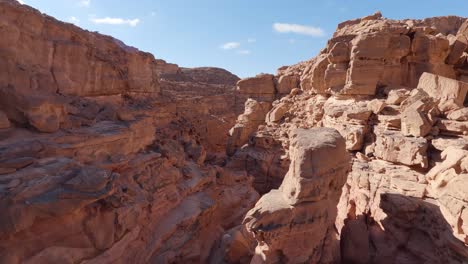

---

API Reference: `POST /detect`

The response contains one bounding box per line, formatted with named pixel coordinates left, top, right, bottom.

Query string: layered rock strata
left=244, top=128, right=350, bottom=263
left=0, top=1, right=256, bottom=263
left=223, top=12, right=468, bottom=264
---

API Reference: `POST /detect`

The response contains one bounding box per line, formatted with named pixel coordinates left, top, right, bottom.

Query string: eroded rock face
left=299, top=13, right=468, bottom=96
left=2, top=2, right=468, bottom=263
left=0, top=1, right=254, bottom=263
left=0, top=1, right=160, bottom=97
left=244, top=128, right=350, bottom=263
left=220, top=12, right=468, bottom=264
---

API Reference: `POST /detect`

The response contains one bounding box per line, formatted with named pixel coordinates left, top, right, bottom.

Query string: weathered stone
left=447, top=108, right=468, bottom=121
left=237, top=74, right=276, bottom=95
left=368, top=99, right=386, bottom=114
left=244, top=128, right=350, bottom=263
left=437, top=119, right=468, bottom=136
left=446, top=35, right=468, bottom=65
left=374, top=129, right=428, bottom=168
left=431, top=136, right=468, bottom=151
left=0, top=1, right=160, bottom=97
left=227, top=99, right=272, bottom=155
left=401, top=109, right=432, bottom=137
left=276, top=75, right=299, bottom=95
left=386, top=88, right=410, bottom=105
left=266, top=102, right=290, bottom=123
left=417, top=72, right=468, bottom=112
left=0, top=111, right=10, bottom=129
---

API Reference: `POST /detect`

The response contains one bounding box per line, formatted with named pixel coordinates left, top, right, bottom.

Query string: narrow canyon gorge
left=0, top=0, right=467, bottom=263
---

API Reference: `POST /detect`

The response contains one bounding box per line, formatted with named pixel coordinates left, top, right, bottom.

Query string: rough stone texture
left=0, top=1, right=160, bottom=97
left=400, top=88, right=439, bottom=137
left=243, top=128, right=350, bottom=263
left=374, top=129, right=429, bottom=168
left=237, top=74, right=276, bottom=99
left=276, top=74, right=299, bottom=95
left=418, top=72, right=468, bottom=113
left=0, top=111, right=10, bottom=129
left=2, top=3, right=468, bottom=263
left=226, top=99, right=272, bottom=156
left=0, top=1, right=256, bottom=263
left=299, top=14, right=468, bottom=97
left=220, top=13, right=468, bottom=263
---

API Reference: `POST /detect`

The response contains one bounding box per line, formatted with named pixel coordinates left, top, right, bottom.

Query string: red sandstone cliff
left=1, top=1, right=468, bottom=263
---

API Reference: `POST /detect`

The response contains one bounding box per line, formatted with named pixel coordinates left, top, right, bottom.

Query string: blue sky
left=19, top=0, right=468, bottom=78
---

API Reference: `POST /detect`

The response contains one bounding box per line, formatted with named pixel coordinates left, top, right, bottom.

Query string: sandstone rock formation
left=222, top=11, right=468, bottom=264
left=2, top=1, right=468, bottom=263
left=244, top=128, right=350, bottom=263
left=0, top=1, right=255, bottom=263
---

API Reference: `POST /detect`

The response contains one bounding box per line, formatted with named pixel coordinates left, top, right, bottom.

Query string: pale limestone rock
left=336, top=159, right=466, bottom=263
left=377, top=114, right=401, bottom=130
left=386, top=88, right=410, bottom=105
left=447, top=108, right=468, bottom=121
left=280, top=128, right=350, bottom=204
left=431, top=136, right=468, bottom=151
left=401, top=109, right=432, bottom=137
left=437, top=119, right=468, bottom=136
left=417, top=72, right=468, bottom=113
left=322, top=97, right=371, bottom=150
left=374, top=129, right=428, bottom=168
left=266, top=102, right=290, bottom=123
left=426, top=146, right=468, bottom=244
left=368, top=99, right=386, bottom=114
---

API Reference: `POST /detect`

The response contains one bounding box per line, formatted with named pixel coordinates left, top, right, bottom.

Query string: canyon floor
left=0, top=0, right=467, bottom=263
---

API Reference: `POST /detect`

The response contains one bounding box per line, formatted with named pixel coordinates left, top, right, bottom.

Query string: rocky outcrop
left=226, top=99, right=272, bottom=156
left=2, top=1, right=468, bottom=263
left=244, top=128, right=350, bottom=263
left=0, top=0, right=160, bottom=97
left=221, top=12, right=468, bottom=264
left=0, top=1, right=255, bottom=263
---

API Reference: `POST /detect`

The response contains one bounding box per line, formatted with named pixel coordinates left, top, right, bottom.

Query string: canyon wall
left=221, top=11, right=468, bottom=264
left=0, top=1, right=256, bottom=263
left=1, top=0, right=468, bottom=263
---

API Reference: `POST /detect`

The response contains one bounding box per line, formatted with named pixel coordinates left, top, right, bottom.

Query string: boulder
left=237, top=74, right=276, bottom=95
left=447, top=108, right=468, bottom=121
left=417, top=72, right=468, bottom=113
left=445, top=35, right=468, bottom=65
left=386, top=88, right=410, bottom=105
left=227, top=99, right=272, bottom=155
left=368, top=99, right=386, bottom=114
left=276, top=75, right=299, bottom=95
left=266, top=102, right=290, bottom=123
left=437, top=119, right=468, bottom=136
left=374, top=129, right=428, bottom=168
left=244, top=128, right=350, bottom=263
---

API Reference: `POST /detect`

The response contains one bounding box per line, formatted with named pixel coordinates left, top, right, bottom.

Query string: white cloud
left=221, top=42, right=241, bottom=50
left=68, top=16, right=80, bottom=25
left=90, top=17, right=141, bottom=27
left=237, top=50, right=251, bottom=55
left=247, top=38, right=256, bottom=43
left=16, top=0, right=25, bottom=4
left=78, top=0, right=90, bottom=7
left=273, top=23, right=324, bottom=37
